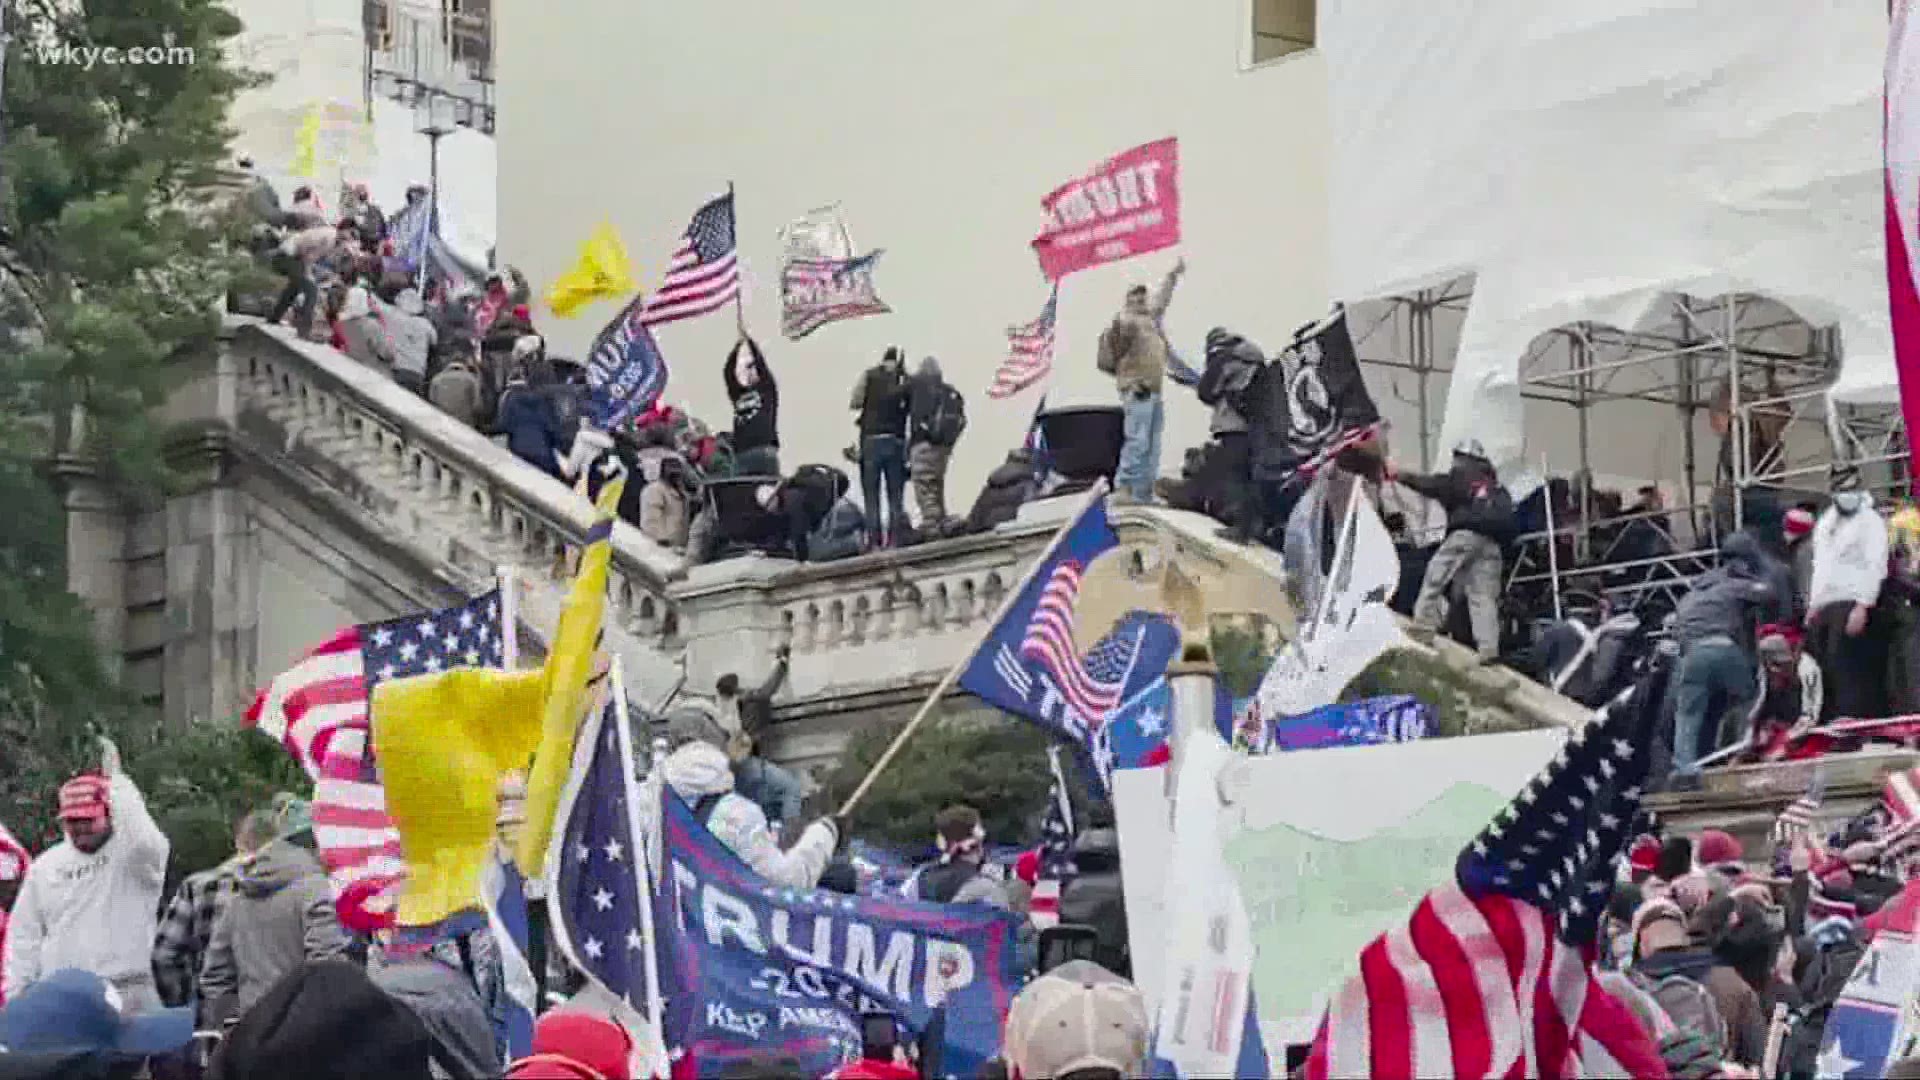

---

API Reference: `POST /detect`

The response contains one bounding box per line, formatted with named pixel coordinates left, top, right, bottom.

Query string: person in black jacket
left=848, top=348, right=910, bottom=549
left=964, top=450, right=1039, bottom=534
left=1058, top=823, right=1128, bottom=978
left=1194, top=328, right=1265, bottom=542
left=1388, top=439, right=1515, bottom=662
left=906, top=356, right=963, bottom=538
left=725, top=318, right=780, bottom=477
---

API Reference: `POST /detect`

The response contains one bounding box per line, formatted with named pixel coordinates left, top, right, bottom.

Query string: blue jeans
left=1670, top=638, right=1755, bottom=776
left=860, top=434, right=908, bottom=545
left=1117, top=390, right=1164, bottom=501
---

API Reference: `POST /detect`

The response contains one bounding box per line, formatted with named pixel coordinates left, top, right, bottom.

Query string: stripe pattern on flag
left=988, top=288, right=1058, bottom=399
left=780, top=251, right=890, bottom=339
left=640, top=193, right=741, bottom=327
left=1031, top=747, right=1077, bottom=930
left=245, top=590, right=504, bottom=930
left=1018, top=561, right=1136, bottom=720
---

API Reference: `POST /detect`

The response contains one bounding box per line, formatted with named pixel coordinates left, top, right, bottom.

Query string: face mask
left=1834, top=492, right=1867, bottom=515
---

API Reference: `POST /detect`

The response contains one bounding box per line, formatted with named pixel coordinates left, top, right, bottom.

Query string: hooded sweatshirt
left=370, top=956, right=502, bottom=1080
left=1670, top=532, right=1775, bottom=651
left=648, top=742, right=835, bottom=890
left=373, top=289, right=440, bottom=379
left=337, top=286, right=391, bottom=369
left=1195, top=330, right=1263, bottom=436
left=1, top=772, right=168, bottom=1002
left=199, top=840, right=350, bottom=1024
left=1809, top=493, right=1890, bottom=611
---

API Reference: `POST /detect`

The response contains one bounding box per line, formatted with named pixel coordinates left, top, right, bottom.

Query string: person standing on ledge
left=1097, top=257, right=1185, bottom=505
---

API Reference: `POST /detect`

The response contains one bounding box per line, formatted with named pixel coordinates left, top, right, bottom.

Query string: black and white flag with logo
left=1282, top=306, right=1381, bottom=461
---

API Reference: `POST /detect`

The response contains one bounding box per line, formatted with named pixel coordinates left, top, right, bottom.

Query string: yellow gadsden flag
left=373, top=479, right=625, bottom=927
left=544, top=222, right=637, bottom=318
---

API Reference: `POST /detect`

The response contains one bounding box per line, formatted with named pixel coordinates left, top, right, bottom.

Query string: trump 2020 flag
left=781, top=250, right=891, bottom=340
left=1818, top=880, right=1920, bottom=1078
left=587, top=296, right=671, bottom=432
left=956, top=493, right=1179, bottom=755
left=655, top=788, right=1022, bottom=1079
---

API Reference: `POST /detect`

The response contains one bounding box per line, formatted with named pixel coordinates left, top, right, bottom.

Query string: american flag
left=1030, top=747, right=1077, bottom=930
left=0, top=820, right=28, bottom=882
left=550, top=696, right=659, bottom=1020
left=641, top=193, right=741, bottom=327
left=1018, top=560, right=1144, bottom=723
left=987, top=288, right=1058, bottom=399
left=1773, top=769, right=1828, bottom=847
left=245, top=590, right=504, bottom=930
left=1304, top=673, right=1670, bottom=1080
left=780, top=251, right=891, bottom=340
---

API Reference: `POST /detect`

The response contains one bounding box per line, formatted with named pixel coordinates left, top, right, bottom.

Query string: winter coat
left=1241, top=362, right=1303, bottom=479
left=1670, top=532, right=1775, bottom=650
left=429, top=364, right=486, bottom=427
left=1634, top=947, right=1767, bottom=1067
left=649, top=742, right=835, bottom=889
left=806, top=499, right=866, bottom=563
left=1058, top=828, right=1129, bottom=977
left=199, top=840, right=349, bottom=1024
left=371, top=291, right=439, bottom=379
left=1398, top=458, right=1517, bottom=542
left=850, top=364, right=909, bottom=439
left=725, top=337, right=779, bottom=452
left=965, top=456, right=1037, bottom=534
left=902, top=859, right=1009, bottom=908
left=1809, top=495, right=1890, bottom=611
left=907, top=360, right=958, bottom=446
left=2, top=773, right=168, bottom=1001
left=495, top=383, right=567, bottom=480
left=369, top=955, right=502, bottom=1080
left=639, top=480, right=689, bottom=550
left=1096, top=270, right=1180, bottom=397
left=1195, top=332, right=1263, bottom=436
left=1749, top=652, right=1823, bottom=728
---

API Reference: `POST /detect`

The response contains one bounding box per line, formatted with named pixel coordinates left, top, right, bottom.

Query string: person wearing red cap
left=2, top=737, right=169, bottom=1010
left=503, top=1009, right=636, bottom=1079
left=1694, top=829, right=1745, bottom=877
left=1627, top=835, right=1663, bottom=884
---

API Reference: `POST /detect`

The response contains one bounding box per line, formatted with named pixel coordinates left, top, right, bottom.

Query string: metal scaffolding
left=1352, top=281, right=1906, bottom=619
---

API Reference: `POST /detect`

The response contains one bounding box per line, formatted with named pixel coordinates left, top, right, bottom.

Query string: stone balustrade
left=228, top=320, right=686, bottom=688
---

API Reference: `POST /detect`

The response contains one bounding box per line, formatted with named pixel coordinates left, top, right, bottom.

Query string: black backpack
left=924, top=384, right=967, bottom=446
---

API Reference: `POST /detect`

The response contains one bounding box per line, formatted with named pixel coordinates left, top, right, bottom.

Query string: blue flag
left=656, top=790, right=1023, bottom=1079
left=548, top=698, right=659, bottom=1019
left=481, top=854, right=537, bottom=1061
left=587, top=296, right=671, bottom=431
left=1265, top=695, right=1433, bottom=752
left=957, top=495, right=1178, bottom=762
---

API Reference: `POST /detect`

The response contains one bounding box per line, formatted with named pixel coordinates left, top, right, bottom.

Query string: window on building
left=1251, top=0, right=1315, bottom=65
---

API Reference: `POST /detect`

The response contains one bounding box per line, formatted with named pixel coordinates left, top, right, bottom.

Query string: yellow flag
left=373, top=478, right=626, bottom=927
left=516, top=477, right=626, bottom=877
left=544, top=222, right=637, bottom=318
left=291, top=106, right=321, bottom=179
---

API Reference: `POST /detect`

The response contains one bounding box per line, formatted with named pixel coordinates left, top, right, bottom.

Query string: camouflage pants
left=909, top=441, right=951, bottom=529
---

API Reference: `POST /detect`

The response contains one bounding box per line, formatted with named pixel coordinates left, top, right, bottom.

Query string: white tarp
left=1323, top=1, right=1896, bottom=473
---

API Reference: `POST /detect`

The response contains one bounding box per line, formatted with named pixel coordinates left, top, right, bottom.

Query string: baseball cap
left=1002, top=961, right=1149, bottom=1080
left=0, top=969, right=193, bottom=1057
left=1784, top=507, right=1816, bottom=537
left=1694, top=829, right=1743, bottom=870
left=56, top=776, right=109, bottom=822
left=1627, top=835, right=1661, bottom=876
left=503, top=1010, right=634, bottom=1079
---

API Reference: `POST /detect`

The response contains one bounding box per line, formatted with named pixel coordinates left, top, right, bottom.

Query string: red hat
left=1628, top=835, right=1662, bottom=874
left=505, top=1010, right=632, bottom=1080
left=57, top=775, right=110, bottom=823
left=1015, top=849, right=1040, bottom=887
left=830, top=1061, right=919, bottom=1079
left=1695, top=828, right=1743, bottom=869
left=1784, top=508, right=1816, bottom=538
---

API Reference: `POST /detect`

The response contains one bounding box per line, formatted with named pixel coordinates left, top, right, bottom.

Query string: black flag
left=1282, top=306, right=1381, bottom=461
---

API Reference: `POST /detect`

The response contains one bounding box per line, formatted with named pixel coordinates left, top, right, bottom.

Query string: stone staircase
left=229, top=319, right=685, bottom=694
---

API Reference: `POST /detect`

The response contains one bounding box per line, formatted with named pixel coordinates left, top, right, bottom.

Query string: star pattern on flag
left=361, top=593, right=502, bottom=691
left=553, top=702, right=655, bottom=1014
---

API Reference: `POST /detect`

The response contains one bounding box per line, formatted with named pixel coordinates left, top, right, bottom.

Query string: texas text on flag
left=587, top=294, right=671, bottom=432
left=957, top=496, right=1178, bottom=751
left=641, top=192, right=742, bottom=327
left=1303, top=672, right=1672, bottom=1080
left=781, top=251, right=891, bottom=340
left=548, top=698, right=657, bottom=1020
left=655, top=789, right=1023, bottom=1079
left=245, top=589, right=504, bottom=931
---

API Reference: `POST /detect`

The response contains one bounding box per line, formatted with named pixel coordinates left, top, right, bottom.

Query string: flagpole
left=499, top=567, right=519, bottom=670
left=838, top=479, right=1110, bottom=818
left=728, top=181, right=744, bottom=322
left=1540, top=454, right=1564, bottom=622
left=496, top=564, right=548, bottom=1012
left=610, top=657, right=668, bottom=1051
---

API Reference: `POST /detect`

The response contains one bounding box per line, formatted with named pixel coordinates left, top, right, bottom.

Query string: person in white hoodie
left=1805, top=486, right=1892, bottom=721
left=650, top=711, right=838, bottom=889
left=2, top=737, right=169, bottom=1011
left=370, top=287, right=439, bottom=396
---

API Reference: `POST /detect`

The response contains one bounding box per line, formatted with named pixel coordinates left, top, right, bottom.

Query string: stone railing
left=227, top=319, right=686, bottom=689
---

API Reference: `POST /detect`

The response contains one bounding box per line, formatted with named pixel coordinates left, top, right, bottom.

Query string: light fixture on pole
left=412, top=90, right=457, bottom=234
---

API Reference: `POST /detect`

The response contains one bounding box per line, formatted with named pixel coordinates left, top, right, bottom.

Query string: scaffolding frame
left=1355, top=281, right=1907, bottom=615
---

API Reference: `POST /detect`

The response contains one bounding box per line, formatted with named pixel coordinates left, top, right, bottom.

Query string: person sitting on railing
left=1739, top=624, right=1823, bottom=760
left=962, top=449, right=1040, bottom=536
